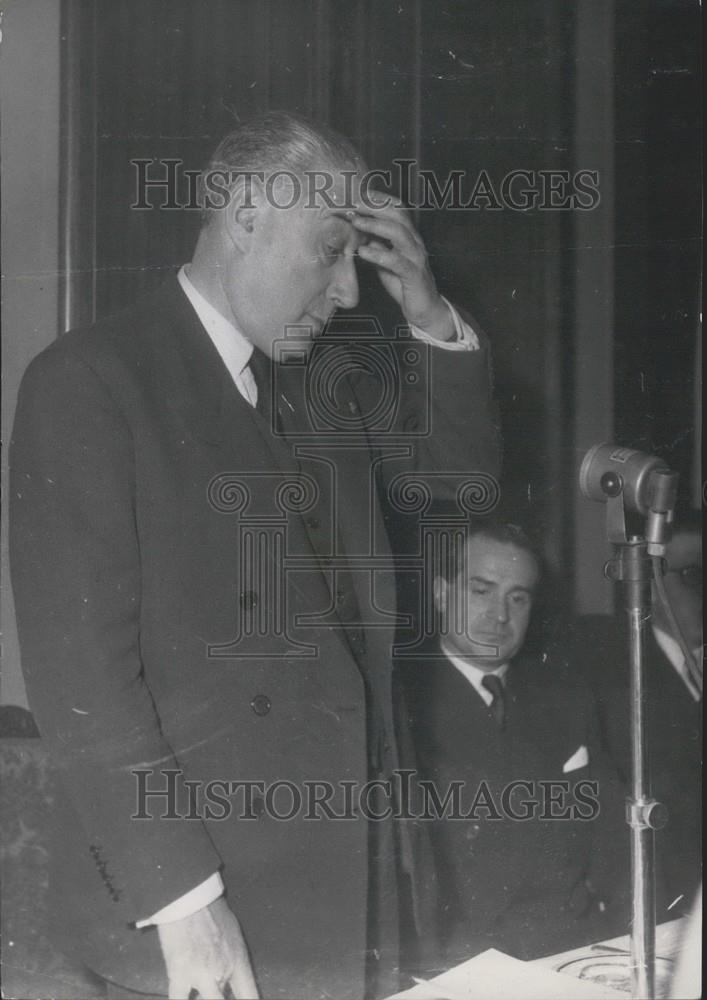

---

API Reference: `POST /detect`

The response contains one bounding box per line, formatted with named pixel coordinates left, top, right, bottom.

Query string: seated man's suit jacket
left=9, top=275, right=501, bottom=999
left=396, top=650, right=630, bottom=970
left=571, top=616, right=702, bottom=916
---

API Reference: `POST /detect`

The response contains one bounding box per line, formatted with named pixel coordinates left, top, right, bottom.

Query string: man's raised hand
left=351, top=193, right=454, bottom=342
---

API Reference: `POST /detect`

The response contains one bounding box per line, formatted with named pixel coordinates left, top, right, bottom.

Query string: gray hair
left=199, top=111, right=366, bottom=223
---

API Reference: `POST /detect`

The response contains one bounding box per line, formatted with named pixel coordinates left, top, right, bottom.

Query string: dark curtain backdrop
left=59, top=0, right=701, bottom=609
left=612, top=1, right=701, bottom=501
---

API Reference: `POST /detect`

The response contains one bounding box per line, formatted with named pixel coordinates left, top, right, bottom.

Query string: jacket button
left=240, top=590, right=258, bottom=610
left=466, top=823, right=481, bottom=840
left=251, top=694, right=271, bottom=716
left=348, top=628, right=365, bottom=649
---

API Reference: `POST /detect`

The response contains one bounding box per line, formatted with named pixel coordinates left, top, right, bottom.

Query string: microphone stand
left=602, top=476, right=675, bottom=999
left=605, top=539, right=661, bottom=998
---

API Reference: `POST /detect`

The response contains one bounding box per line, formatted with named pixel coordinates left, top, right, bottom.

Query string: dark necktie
left=247, top=346, right=273, bottom=420
left=482, top=673, right=506, bottom=728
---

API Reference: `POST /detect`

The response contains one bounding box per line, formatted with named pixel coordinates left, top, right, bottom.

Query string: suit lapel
left=155, top=281, right=398, bottom=678
left=153, top=275, right=299, bottom=476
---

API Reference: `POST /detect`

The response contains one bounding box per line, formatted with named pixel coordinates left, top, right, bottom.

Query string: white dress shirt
left=177, top=266, right=258, bottom=400
left=137, top=265, right=480, bottom=927
left=441, top=642, right=510, bottom=706
left=177, top=264, right=479, bottom=406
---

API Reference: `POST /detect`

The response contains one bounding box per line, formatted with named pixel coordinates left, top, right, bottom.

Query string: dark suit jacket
left=395, top=649, right=630, bottom=970
left=9, top=276, right=501, bottom=999
left=570, top=616, right=702, bottom=915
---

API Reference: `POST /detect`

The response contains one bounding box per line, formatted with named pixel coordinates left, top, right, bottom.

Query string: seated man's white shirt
left=137, top=265, right=480, bottom=927
left=442, top=643, right=509, bottom=706
left=443, top=645, right=589, bottom=775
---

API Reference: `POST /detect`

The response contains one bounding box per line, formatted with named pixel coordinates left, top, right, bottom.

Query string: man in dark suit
left=397, top=522, right=629, bottom=971
left=9, top=112, right=500, bottom=1000
left=571, top=512, right=702, bottom=919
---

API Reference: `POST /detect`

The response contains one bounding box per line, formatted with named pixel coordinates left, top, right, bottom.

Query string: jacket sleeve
left=374, top=311, right=502, bottom=509
left=413, top=321, right=502, bottom=484
left=9, top=345, right=221, bottom=922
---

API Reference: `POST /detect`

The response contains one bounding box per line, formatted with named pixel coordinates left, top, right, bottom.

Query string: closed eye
left=323, top=241, right=346, bottom=261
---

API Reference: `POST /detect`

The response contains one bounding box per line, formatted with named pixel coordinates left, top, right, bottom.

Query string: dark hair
left=199, top=110, right=366, bottom=224
left=440, top=517, right=542, bottom=586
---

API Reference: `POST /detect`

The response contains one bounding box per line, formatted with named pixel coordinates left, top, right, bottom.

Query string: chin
left=467, top=638, right=507, bottom=660
left=459, top=647, right=506, bottom=668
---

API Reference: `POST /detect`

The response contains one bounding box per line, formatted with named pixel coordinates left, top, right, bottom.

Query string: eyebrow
left=327, top=208, right=357, bottom=223
left=467, top=575, right=535, bottom=594
left=322, top=212, right=369, bottom=249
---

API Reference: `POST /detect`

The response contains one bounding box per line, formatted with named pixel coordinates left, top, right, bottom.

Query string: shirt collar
left=440, top=640, right=509, bottom=706
left=177, top=265, right=254, bottom=380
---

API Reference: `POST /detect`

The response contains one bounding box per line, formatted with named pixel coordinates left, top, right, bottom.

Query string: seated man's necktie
left=482, top=673, right=506, bottom=728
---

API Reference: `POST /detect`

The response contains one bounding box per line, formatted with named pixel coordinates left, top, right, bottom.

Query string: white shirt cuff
left=409, top=296, right=480, bottom=351
left=134, top=871, right=225, bottom=928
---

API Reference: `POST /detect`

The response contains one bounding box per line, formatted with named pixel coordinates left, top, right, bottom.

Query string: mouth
left=304, top=314, right=330, bottom=337
left=469, top=632, right=509, bottom=648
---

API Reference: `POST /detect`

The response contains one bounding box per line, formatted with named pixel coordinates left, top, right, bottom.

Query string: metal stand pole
left=608, top=539, right=667, bottom=999
left=580, top=446, right=679, bottom=999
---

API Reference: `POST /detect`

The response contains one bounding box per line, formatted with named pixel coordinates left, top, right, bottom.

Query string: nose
left=328, top=255, right=359, bottom=310
left=486, top=596, right=509, bottom=625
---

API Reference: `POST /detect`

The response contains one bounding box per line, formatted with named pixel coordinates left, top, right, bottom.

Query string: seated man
left=396, top=521, right=629, bottom=970
left=572, top=510, right=702, bottom=917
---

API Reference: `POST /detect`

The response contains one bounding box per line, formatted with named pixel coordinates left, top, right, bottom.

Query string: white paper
left=387, top=948, right=626, bottom=1000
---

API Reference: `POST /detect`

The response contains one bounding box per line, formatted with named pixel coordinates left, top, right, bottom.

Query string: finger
left=352, top=190, right=423, bottom=240
left=353, top=202, right=421, bottom=244
left=357, top=241, right=418, bottom=280
left=191, top=975, right=224, bottom=1000
left=356, top=188, right=405, bottom=213
left=351, top=213, right=423, bottom=256
left=227, top=961, right=260, bottom=999
left=168, top=977, right=199, bottom=1000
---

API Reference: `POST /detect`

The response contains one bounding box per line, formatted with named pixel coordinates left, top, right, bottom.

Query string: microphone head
left=579, top=443, right=670, bottom=515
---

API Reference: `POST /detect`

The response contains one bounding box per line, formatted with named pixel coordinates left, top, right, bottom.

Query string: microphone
left=579, top=442, right=679, bottom=551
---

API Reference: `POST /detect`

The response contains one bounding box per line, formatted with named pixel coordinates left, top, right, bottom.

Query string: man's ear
left=223, top=176, right=264, bottom=251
